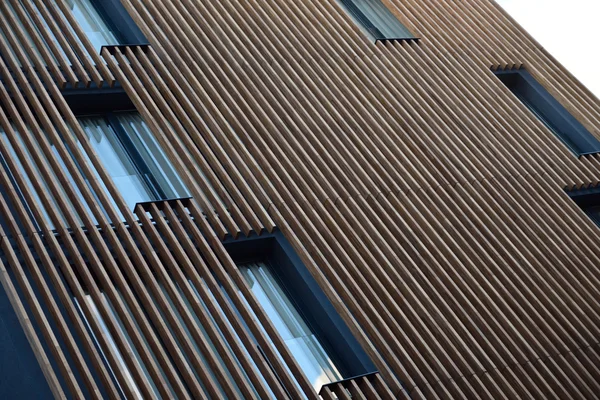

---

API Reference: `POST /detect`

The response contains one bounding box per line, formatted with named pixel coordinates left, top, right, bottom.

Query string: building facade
left=0, top=0, right=599, bottom=399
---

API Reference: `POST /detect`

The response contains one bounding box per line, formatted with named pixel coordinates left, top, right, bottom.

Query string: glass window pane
left=79, top=116, right=154, bottom=211
left=239, top=262, right=342, bottom=392
left=0, top=114, right=187, bottom=228
left=114, top=112, right=189, bottom=200
left=75, top=294, right=144, bottom=399
left=339, top=0, right=413, bottom=39
left=64, top=0, right=120, bottom=51
left=4, top=0, right=120, bottom=69
left=2, top=1, right=56, bottom=68
left=75, top=279, right=267, bottom=399
left=189, top=280, right=271, bottom=398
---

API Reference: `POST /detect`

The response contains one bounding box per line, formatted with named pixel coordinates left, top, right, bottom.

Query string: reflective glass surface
left=239, top=262, right=342, bottom=392
left=0, top=113, right=189, bottom=230
left=115, top=112, right=189, bottom=200
left=79, top=112, right=189, bottom=217
left=7, top=0, right=121, bottom=68
left=66, top=0, right=120, bottom=51
left=75, top=294, right=145, bottom=399
left=338, top=0, right=414, bottom=40
left=80, top=116, right=153, bottom=211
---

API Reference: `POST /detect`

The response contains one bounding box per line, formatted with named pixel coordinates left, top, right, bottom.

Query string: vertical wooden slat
left=28, top=0, right=91, bottom=85
left=1, top=0, right=71, bottom=87
left=46, top=0, right=113, bottom=86
left=171, top=200, right=291, bottom=400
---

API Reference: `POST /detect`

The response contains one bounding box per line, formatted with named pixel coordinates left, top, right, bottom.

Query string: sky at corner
left=494, top=0, right=600, bottom=99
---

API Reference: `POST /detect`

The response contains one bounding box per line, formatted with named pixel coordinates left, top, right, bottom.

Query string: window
left=58, top=0, right=147, bottom=50
left=74, top=294, right=144, bottom=399
left=0, top=122, right=80, bottom=230
left=61, top=0, right=122, bottom=52
left=0, top=106, right=188, bottom=230
left=0, top=0, right=145, bottom=68
left=337, top=0, right=415, bottom=40
left=238, top=261, right=343, bottom=391
left=63, top=231, right=375, bottom=398
left=567, top=187, right=600, bottom=227
left=77, top=111, right=189, bottom=211
left=495, top=69, right=600, bottom=156
left=225, top=232, right=377, bottom=393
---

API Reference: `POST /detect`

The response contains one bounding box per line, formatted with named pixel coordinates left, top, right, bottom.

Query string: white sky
left=495, top=0, right=600, bottom=99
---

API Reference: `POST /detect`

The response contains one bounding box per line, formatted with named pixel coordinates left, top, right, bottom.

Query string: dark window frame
left=223, top=230, right=377, bottom=379
left=494, top=68, right=600, bottom=157
left=62, top=84, right=133, bottom=114
left=566, top=186, right=600, bottom=226
left=63, top=87, right=170, bottom=202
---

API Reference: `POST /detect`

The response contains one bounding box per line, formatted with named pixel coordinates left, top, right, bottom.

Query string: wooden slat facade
left=0, top=0, right=599, bottom=398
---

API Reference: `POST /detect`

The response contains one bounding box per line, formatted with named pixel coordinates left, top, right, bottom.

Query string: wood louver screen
left=0, top=0, right=115, bottom=87
left=0, top=0, right=600, bottom=399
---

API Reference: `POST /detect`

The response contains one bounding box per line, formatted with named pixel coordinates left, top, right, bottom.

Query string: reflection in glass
left=0, top=113, right=188, bottom=230
left=1, top=1, right=50, bottom=67
left=114, top=112, right=189, bottom=200
left=162, top=282, right=260, bottom=399
left=337, top=0, right=414, bottom=40
left=74, top=279, right=267, bottom=399
left=239, top=262, right=342, bottom=392
left=79, top=116, right=153, bottom=211
left=75, top=294, right=145, bottom=399
left=188, top=281, right=273, bottom=398
left=78, top=112, right=189, bottom=215
left=65, top=0, right=120, bottom=52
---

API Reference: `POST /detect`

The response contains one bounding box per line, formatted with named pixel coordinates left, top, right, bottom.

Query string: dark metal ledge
left=133, top=197, right=193, bottom=213
left=375, top=37, right=420, bottom=44
left=100, top=44, right=151, bottom=56
left=321, top=371, right=379, bottom=390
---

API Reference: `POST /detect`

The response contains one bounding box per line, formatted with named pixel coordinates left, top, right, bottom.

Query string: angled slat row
left=0, top=0, right=600, bottom=398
